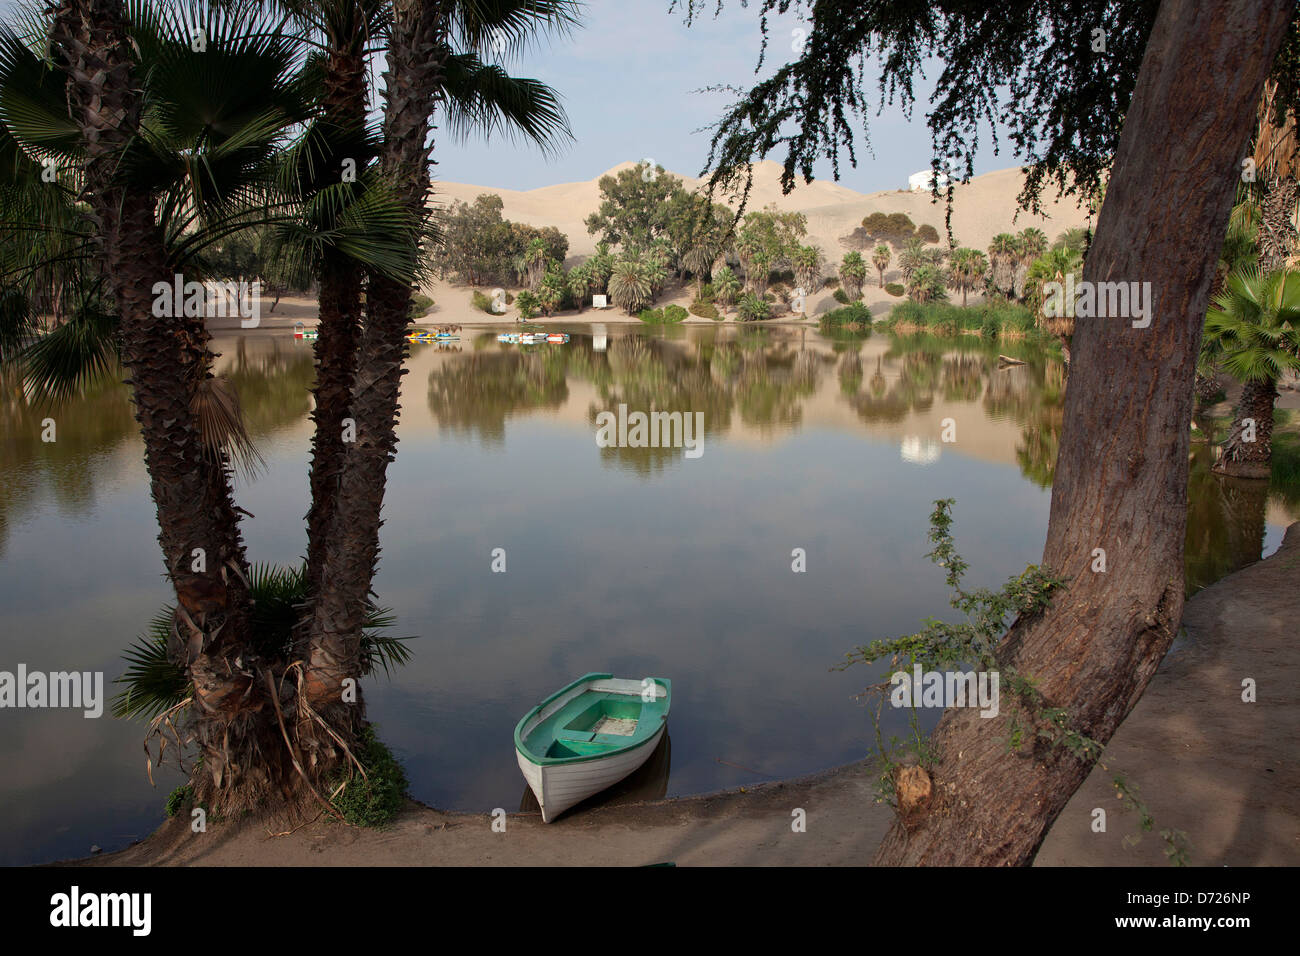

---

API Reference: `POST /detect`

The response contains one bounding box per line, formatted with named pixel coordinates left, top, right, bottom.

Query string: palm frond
left=442, top=51, right=572, bottom=156
left=111, top=610, right=190, bottom=721
left=192, top=375, right=267, bottom=481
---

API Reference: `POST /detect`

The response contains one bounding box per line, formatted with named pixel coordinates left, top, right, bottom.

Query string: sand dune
left=420, top=159, right=1096, bottom=321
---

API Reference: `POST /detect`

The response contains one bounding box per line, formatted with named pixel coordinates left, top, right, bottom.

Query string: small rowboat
left=293, top=322, right=318, bottom=341
left=515, top=673, right=671, bottom=823
left=546, top=333, right=569, bottom=343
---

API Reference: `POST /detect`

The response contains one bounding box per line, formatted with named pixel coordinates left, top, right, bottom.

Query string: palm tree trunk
left=1214, top=378, right=1277, bottom=478
left=49, top=0, right=264, bottom=802
left=304, top=43, right=370, bottom=603
left=872, top=0, right=1291, bottom=865
left=305, top=0, right=450, bottom=733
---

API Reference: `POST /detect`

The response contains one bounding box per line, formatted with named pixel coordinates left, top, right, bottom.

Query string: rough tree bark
left=1214, top=379, right=1278, bottom=478
left=303, top=39, right=369, bottom=604
left=48, top=0, right=265, bottom=801
left=302, top=0, right=451, bottom=758
left=874, top=0, right=1295, bottom=866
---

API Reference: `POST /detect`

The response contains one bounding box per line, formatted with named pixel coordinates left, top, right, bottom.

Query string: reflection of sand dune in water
left=519, top=732, right=672, bottom=819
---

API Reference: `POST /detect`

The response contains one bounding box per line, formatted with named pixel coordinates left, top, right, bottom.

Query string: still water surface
left=0, top=323, right=1290, bottom=864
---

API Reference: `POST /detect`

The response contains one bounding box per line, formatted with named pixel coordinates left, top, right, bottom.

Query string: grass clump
left=330, top=726, right=409, bottom=828
left=689, top=299, right=720, bottom=320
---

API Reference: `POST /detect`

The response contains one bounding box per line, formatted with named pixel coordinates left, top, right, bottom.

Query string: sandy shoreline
left=61, top=523, right=1300, bottom=867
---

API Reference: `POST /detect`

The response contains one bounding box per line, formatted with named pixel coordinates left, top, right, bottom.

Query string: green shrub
left=916, top=224, right=941, bottom=244
left=165, top=784, right=193, bottom=818
left=737, top=293, right=771, bottom=321
left=689, top=299, right=720, bottom=320
left=820, top=302, right=872, bottom=328
left=885, top=282, right=904, bottom=297
left=698, top=282, right=716, bottom=302
left=863, top=211, right=917, bottom=242
left=639, top=304, right=688, bottom=324
left=408, top=293, right=434, bottom=318
left=515, top=290, right=540, bottom=319
left=471, top=290, right=501, bottom=314
left=833, top=287, right=850, bottom=305
left=330, top=726, right=409, bottom=828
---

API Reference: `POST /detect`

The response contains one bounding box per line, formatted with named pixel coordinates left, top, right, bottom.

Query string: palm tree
left=792, top=244, right=822, bottom=301
left=7, top=0, right=576, bottom=809
left=1201, top=268, right=1300, bottom=477
left=681, top=242, right=715, bottom=299
left=1024, top=247, right=1083, bottom=321
left=1199, top=200, right=1262, bottom=404
left=1018, top=227, right=1048, bottom=263
left=567, top=262, right=594, bottom=311
left=987, top=232, right=1020, bottom=298
left=906, top=264, right=948, bottom=304
left=840, top=251, right=868, bottom=299
left=947, top=247, right=988, bottom=307
left=713, top=265, right=740, bottom=314
left=278, top=0, right=395, bottom=604
left=18, top=1, right=328, bottom=808
left=871, top=243, right=891, bottom=288
left=898, top=236, right=928, bottom=282
left=303, top=0, right=576, bottom=746
left=609, top=257, right=653, bottom=314
left=1054, top=227, right=1092, bottom=256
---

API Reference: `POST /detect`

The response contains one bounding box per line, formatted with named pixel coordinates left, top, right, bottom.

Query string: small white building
left=908, top=169, right=950, bottom=192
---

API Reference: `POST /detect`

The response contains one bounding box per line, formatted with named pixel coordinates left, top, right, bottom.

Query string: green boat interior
left=529, top=689, right=667, bottom=760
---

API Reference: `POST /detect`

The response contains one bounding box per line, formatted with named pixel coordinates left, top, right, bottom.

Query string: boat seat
left=557, top=729, right=597, bottom=743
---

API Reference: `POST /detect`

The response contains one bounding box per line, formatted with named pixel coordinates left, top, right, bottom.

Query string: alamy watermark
left=0, top=665, right=104, bottom=718
left=50, top=886, right=151, bottom=935
left=152, top=273, right=262, bottom=328
left=890, top=664, right=1000, bottom=718
left=594, top=403, right=705, bottom=459
left=1042, top=273, right=1153, bottom=328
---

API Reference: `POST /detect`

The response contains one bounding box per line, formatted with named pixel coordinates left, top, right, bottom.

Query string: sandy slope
left=418, top=160, right=1094, bottom=323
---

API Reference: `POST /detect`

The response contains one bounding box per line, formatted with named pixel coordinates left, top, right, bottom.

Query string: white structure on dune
left=908, top=169, right=951, bottom=191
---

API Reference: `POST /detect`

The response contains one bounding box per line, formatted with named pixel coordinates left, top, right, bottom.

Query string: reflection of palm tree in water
left=1185, top=442, right=1269, bottom=594
left=0, top=366, right=137, bottom=558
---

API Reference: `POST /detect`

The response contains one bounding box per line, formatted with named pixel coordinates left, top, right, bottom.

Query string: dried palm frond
left=192, top=375, right=266, bottom=480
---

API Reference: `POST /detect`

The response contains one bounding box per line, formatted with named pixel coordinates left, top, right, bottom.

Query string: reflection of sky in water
left=0, top=326, right=1289, bottom=864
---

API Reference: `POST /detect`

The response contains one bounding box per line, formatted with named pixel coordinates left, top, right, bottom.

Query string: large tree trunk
left=303, top=41, right=370, bottom=604
left=873, top=0, right=1294, bottom=866
left=48, top=0, right=272, bottom=804
left=303, top=0, right=450, bottom=759
left=1214, top=378, right=1277, bottom=478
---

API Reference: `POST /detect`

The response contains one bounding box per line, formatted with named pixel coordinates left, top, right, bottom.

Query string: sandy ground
left=67, top=523, right=1299, bottom=867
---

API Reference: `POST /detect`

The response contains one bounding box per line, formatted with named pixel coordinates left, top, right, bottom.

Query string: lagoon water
left=0, top=323, right=1290, bottom=864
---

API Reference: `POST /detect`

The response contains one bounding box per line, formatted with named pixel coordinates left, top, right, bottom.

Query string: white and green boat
left=514, top=673, right=671, bottom=823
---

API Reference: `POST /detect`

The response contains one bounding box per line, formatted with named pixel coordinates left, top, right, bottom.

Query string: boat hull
left=517, top=724, right=666, bottom=823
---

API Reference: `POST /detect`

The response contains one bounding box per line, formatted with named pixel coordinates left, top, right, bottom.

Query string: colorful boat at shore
left=293, top=322, right=318, bottom=341
left=515, top=672, right=671, bottom=823
left=406, top=330, right=459, bottom=342
left=498, top=332, right=569, bottom=345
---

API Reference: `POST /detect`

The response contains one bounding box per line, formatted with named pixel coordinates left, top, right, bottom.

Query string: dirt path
left=1036, top=522, right=1300, bottom=866
left=68, top=524, right=1299, bottom=866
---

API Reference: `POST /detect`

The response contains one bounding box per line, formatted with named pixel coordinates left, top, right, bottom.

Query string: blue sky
left=439, top=0, right=1016, bottom=192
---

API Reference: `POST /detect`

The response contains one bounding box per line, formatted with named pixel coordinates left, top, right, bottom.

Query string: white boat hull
left=518, top=724, right=666, bottom=823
